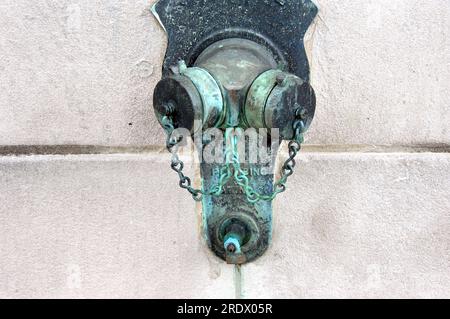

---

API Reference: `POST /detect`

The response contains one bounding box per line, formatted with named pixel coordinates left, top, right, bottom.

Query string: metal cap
left=153, top=75, right=203, bottom=134
left=265, top=75, right=316, bottom=140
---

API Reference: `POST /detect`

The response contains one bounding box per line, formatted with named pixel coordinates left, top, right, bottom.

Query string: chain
left=161, top=109, right=306, bottom=203
left=161, top=116, right=232, bottom=202
left=227, top=117, right=305, bottom=204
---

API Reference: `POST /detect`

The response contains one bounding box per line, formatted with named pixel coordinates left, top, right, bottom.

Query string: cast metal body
left=152, top=0, right=317, bottom=264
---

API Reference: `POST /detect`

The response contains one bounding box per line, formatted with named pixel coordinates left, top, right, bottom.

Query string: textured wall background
left=0, top=0, right=449, bottom=298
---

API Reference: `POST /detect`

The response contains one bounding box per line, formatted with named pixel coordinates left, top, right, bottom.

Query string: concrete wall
left=0, top=0, right=449, bottom=298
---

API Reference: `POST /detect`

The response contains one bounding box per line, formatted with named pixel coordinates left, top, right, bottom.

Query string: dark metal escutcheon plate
left=152, top=0, right=318, bottom=81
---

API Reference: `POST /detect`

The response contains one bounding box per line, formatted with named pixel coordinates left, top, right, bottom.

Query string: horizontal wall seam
left=0, top=144, right=449, bottom=157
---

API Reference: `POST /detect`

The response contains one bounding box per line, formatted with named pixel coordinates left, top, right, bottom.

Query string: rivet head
left=153, top=75, right=203, bottom=134
left=226, top=243, right=237, bottom=253
left=177, top=60, right=188, bottom=74
left=276, top=74, right=287, bottom=86
left=265, top=76, right=316, bottom=140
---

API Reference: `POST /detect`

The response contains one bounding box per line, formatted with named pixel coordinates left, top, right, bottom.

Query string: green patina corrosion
left=244, top=69, right=283, bottom=129
left=178, top=61, right=225, bottom=129
left=158, top=57, right=309, bottom=264
left=158, top=63, right=310, bottom=264
left=152, top=0, right=319, bottom=265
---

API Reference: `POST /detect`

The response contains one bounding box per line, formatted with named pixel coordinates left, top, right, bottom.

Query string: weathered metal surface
left=153, top=75, right=203, bottom=134
left=199, top=160, right=276, bottom=264
left=195, top=38, right=277, bottom=128
left=244, top=69, right=283, bottom=129
left=178, top=61, right=225, bottom=128
left=265, top=75, right=316, bottom=139
left=195, top=40, right=279, bottom=263
left=152, top=0, right=318, bottom=80
left=152, top=0, right=317, bottom=264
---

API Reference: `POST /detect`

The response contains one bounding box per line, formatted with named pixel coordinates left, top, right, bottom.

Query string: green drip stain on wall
left=234, top=265, right=243, bottom=299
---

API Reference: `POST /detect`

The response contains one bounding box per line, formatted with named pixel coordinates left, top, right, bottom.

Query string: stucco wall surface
left=0, top=0, right=449, bottom=299
left=0, top=0, right=448, bottom=146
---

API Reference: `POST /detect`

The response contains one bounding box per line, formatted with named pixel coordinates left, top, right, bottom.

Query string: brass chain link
left=161, top=109, right=305, bottom=203
left=162, top=116, right=231, bottom=202
left=227, top=119, right=305, bottom=204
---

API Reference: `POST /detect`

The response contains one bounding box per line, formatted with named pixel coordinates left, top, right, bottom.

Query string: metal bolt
left=178, top=60, right=188, bottom=74
left=224, top=236, right=242, bottom=255
left=276, top=73, right=287, bottom=86
left=226, top=243, right=236, bottom=253
left=295, top=107, right=307, bottom=119
left=164, top=101, right=175, bottom=115
left=300, top=109, right=307, bottom=119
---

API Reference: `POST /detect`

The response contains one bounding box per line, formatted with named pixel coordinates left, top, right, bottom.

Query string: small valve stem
left=224, top=237, right=241, bottom=254
left=223, top=223, right=246, bottom=255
